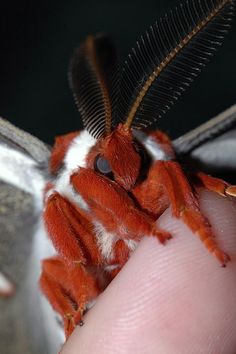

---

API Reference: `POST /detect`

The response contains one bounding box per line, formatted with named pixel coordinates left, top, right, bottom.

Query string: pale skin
left=61, top=189, right=236, bottom=354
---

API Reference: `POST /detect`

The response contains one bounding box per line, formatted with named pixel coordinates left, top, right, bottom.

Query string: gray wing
left=173, top=104, right=236, bottom=181
left=0, top=119, right=63, bottom=354
left=0, top=182, right=48, bottom=354
left=0, top=117, right=50, bottom=196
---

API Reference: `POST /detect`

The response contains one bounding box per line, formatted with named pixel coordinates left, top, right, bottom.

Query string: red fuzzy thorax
left=41, top=125, right=231, bottom=338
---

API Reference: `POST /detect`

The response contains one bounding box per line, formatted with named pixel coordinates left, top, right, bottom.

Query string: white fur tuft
left=133, top=130, right=170, bottom=161
left=93, top=221, right=117, bottom=261
left=64, top=130, right=96, bottom=170
left=144, top=136, right=169, bottom=160
left=124, top=239, right=138, bottom=252
left=50, top=130, right=96, bottom=211
left=55, top=170, right=89, bottom=211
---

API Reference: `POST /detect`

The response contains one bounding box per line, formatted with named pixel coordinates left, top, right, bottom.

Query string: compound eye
left=133, top=141, right=151, bottom=181
left=94, top=155, right=112, bottom=175
left=133, top=142, right=149, bottom=165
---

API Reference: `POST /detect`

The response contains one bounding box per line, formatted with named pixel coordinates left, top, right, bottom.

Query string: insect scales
left=0, top=0, right=236, bottom=349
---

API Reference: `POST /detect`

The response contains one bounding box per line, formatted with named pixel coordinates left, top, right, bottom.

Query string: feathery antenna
left=116, top=0, right=235, bottom=130
left=69, top=35, right=118, bottom=138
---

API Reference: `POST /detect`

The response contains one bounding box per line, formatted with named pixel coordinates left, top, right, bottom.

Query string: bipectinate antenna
left=116, top=0, right=235, bottom=130
left=69, top=34, right=119, bottom=139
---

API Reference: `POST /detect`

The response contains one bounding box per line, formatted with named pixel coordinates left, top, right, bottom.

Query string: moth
left=0, top=0, right=236, bottom=351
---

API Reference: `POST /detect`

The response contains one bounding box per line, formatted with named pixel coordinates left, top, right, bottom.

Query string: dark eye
left=138, top=146, right=148, bottom=165
left=133, top=141, right=151, bottom=180
left=133, top=142, right=149, bottom=164
left=94, top=155, right=112, bottom=176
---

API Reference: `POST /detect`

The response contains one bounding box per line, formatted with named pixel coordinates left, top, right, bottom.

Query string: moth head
left=68, top=1, right=235, bottom=186
left=85, top=124, right=143, bottom=190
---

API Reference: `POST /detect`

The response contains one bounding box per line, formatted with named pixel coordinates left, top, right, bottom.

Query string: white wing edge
left=191, top=128, right=236, bottom=169
left=173, top=104, right=236, bottom=155
left=0, top=143, right=46, bottom=206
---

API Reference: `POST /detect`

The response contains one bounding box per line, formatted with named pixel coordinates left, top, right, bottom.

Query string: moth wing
left=0, top=119, right=63, bottom=353
left=173, top=104, right=236, bottom=180
left=0, top=117, right=51, bottom=198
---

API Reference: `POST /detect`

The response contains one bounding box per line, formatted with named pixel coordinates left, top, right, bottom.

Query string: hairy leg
left=133, top=160, right=230, bottom=265
left=40, top=256, right=100, bottom=337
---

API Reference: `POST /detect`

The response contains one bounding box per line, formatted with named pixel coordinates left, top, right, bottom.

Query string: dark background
left=1, top=0, right=236, bottom=145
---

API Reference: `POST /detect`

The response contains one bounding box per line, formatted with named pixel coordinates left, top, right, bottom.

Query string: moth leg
left=43, top=192, right=102, bottom=336
left=71, top=168, right=172, bottom=244
left=194, top=172, right=236, bottom=198
left=44, top=192, right=101, bottom=264
left=113, top=239, right=130, bottom=267
left=40, top=256, right=100, bottom=338
left=67, top=262, right=100, bottom=323
left=40, top=257, right=77, bottom=337
left=226, top=185, right=236, bottom=197
left=106, top=240, right=131, bottom=279
left=194, top=172, right=229, bottom=196
left=161, top=161, right=230, bottom=265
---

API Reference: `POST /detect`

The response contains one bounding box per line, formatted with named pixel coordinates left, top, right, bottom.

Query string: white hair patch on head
left=64, top=130, right=96, bottom=170
left=49, top=130, right=96, bottom=210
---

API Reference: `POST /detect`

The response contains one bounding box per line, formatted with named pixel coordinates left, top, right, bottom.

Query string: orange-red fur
left=41, top=125, right=232, bottom=338
left=50, top=131, right=79, bottom=174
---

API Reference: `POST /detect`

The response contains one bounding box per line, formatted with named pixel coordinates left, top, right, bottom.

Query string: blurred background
left=0, top=0, right=236, bottom=145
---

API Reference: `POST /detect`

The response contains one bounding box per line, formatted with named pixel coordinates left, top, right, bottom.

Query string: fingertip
left=62, top=190, right=236, bottom=354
